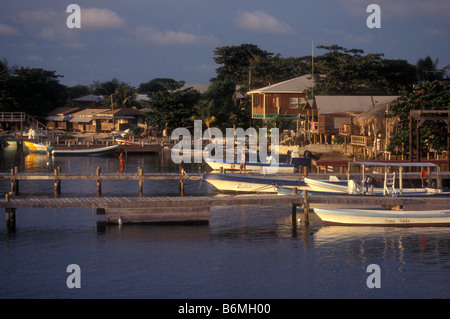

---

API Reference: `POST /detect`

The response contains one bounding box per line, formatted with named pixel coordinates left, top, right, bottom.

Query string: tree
left=212, top=44, right=274, bottom=88
left=191, top=99, right=216, bottom=138
left=111, top=82, right=138, bottom=108
left=416, top=56, right=447, bottom=83
left=137, top=78, right=179, bottom=94
left=387, top=80, right=450, bottom=155
left=146, top=81, right=200, bottom=130
left=92, top=78, right=121, bottom=96
left=0, top=64, right=66, bottom=116
left=313, top=45, right=417, bottom=95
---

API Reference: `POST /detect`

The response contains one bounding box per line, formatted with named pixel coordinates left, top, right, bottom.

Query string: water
left=1, top=144, right=450, bottom=299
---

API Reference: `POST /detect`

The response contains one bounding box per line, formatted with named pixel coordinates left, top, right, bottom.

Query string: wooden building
left=301, top=95, right=398, bottom=144
left=248, top=75, right=314, bottom=121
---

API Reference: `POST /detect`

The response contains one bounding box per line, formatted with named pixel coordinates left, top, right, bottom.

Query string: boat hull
left=204, top=173, right=305, bottom=193
left=314, top=208, right=450, bottom=227
left=205, top=159, right=295, bottom=174
left=304, top=177, right=350, bottom=193
left=52, top=145, right=119, bottom=156
left=24, top=141, right=48, bottom=153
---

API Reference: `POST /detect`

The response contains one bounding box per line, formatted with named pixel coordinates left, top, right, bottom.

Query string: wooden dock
left=0, top=167, right=200, bottom=196
left=2, top=167, right=450, bottom=229
left=3, top=192, right=450, bottom=228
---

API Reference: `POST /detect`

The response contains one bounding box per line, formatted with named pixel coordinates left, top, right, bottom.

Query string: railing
left=350, top=135, right=373, bottom=147
left=0, top=112, right=55, bottom=140
left=339, top=124, right=352, bottom=135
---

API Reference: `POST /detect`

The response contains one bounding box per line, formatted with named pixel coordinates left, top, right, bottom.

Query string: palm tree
left=416, top=56, right=445, bottom=82
left=191, top=99, right=217, bottom=139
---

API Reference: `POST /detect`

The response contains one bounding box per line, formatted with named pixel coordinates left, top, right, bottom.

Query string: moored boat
left=52, top=144, right=119, bottom=156
left=204, top=173, right=305, bottom=193
left=24, top=141, right=50, bottom=154
left=313, top=208, right=450, bottom=227
left=205, top=158, right=296, bottom=174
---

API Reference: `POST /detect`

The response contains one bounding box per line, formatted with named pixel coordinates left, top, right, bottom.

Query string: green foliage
left=388, top=80, right=450, bottom=154
left=146, top=83, right=200, bottom=129
left=0, top=60, right=66, bottom=116
left=313, top=45, right=417, bottom=95
left=332, top=136, right=345, bottom=144
left=132, top=126, right=144, bottom=138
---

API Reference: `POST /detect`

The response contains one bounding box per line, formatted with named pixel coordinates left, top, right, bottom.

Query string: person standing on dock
left=118, top=151, right=125, bottom=175
left=240, top=149, right=246, bottom=174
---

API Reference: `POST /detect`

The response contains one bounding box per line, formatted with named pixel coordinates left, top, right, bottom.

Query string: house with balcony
left=248, top=75, right=314, bottom=121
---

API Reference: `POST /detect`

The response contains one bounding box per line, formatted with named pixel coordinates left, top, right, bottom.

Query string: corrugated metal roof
left=314, top=96, right=398, bottom=114
left=248, top=75, right=314, bottom=94
left=69, top=117, right=93, bottom=123
left=45, top=116, right=70, bottom=121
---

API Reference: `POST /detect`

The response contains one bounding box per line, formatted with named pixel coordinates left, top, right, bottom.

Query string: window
left=290, top=97, right=299, bottom=108
left=290, top=97, right=306, bottom=109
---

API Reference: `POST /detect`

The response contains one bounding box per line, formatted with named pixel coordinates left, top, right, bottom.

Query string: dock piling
left=10, top=167, right=18, bottom=195
left=5, top=194, right=16, bottom=230
left=54, top=167, right=61, bottom=196
left=96, top=166, right=102, bottom=196
left=179, top=168, right=185, bottom=196
left=303, top=190, right=310, bottom=225
left=138, top=167, right=143, bottom=197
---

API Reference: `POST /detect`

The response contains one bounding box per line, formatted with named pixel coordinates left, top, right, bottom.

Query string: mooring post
left=54, top=167, right=61, bottom=196
left=303, top=189, right=310, bottom=225
left=179, top=168, right=185, bottom=196
left=138, top=166, right=143, bottom=197
left=10, top=167, right=18, bottom=195
left=96, top=166, right=102, bottom=197
left=5, top=194, right=16, bottom=230
left=291, top=187, right=298, bottom=227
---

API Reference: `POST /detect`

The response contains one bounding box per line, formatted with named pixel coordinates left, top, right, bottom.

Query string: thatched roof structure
left=353, top=103, right=390, bottom=128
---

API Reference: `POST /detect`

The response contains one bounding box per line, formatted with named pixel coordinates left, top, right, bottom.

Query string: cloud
left=134, top=26, right=218, bottom=46
left=236, top=11, right=294, bottom=34
left=423, top=28, right=448, bottom=37
left=81, top=8, right=126, bottom=29
left=0, top=23, right=21, bottom=36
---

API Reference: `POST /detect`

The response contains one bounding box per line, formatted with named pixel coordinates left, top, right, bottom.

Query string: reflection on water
left=1, top=143, right=450, bottom=299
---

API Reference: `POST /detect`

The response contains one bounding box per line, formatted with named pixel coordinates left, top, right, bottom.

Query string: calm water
left=1, top=144, right=450, bottom=299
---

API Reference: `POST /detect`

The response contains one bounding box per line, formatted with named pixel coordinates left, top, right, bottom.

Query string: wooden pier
left=0, top=167, right=199, bottom=197
left=2, top=168, right=450, bottom=229
left=3, top=189, right=450, bottom=229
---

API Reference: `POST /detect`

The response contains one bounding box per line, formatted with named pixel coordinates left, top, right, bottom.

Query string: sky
left=0, top=0, right=449, bottom=88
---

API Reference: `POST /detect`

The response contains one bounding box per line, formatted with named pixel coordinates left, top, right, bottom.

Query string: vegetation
left=1, top=43, right=448, bottom=136
left=387, top=80, right=449, bottom=154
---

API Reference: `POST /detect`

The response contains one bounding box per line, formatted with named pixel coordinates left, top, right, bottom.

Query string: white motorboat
left=314, top=208, right=450, bottom=227
left=204, top=173, right=305, bottom=193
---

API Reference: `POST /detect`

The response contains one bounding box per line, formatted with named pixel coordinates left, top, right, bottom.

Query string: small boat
left=52, top=144, right=119, bottom=156
left=305, top=161, right=445, bottom=196
left=115, top=138, right=140, bottom=145
left=204, top=173, right=305, bottom=193
left=24, top=141, right=50, bottom=154
left=304, top=177, right=350, bottom=194
left=313, top=208, right=450, bottom=227
left=204, top=158, right=296, bottom=174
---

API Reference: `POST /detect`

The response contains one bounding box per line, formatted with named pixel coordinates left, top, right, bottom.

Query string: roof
left=69, top=108, right=106, bottom=117
left=179, top=83, right=211, bottom=94
left=247, top=75, right=314, bottom=94
left=47, top=106, right=80, bottom=116
left=73, top=94, right=104, bottom=103
left=314, top=96, right=398, bottom=115
left=95, top=108, right=143, bottom=117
